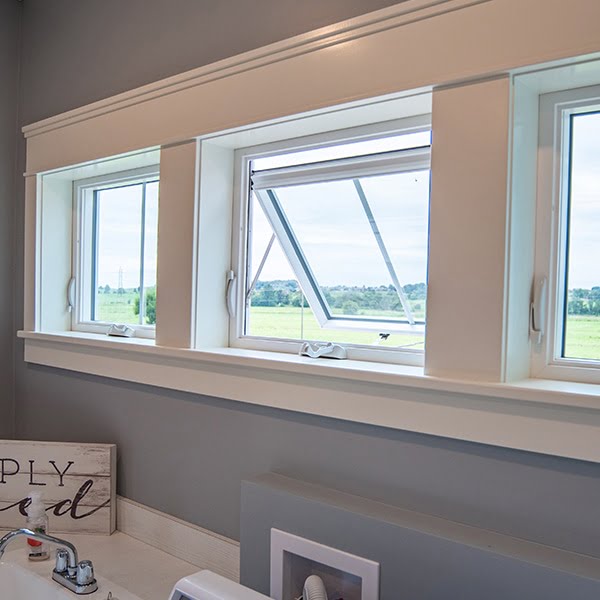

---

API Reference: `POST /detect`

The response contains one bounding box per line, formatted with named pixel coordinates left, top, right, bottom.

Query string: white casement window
left=230, top=120, right=431, bottom=365
left=72, top=167, right=160, bottom=338
left=532, top=86, right=600, bottom=382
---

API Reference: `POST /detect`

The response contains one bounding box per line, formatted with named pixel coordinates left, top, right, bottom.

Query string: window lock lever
left=67, top=277, right=76, bottom=313
left=530, top=277, right=547, bottom=345
left=226, top=270, right=237, bottom=318
left=300, top=341, right=347, bottom=360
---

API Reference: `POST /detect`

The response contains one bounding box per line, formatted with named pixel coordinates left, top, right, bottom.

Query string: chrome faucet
left=0, top=528, right=98, bottom=595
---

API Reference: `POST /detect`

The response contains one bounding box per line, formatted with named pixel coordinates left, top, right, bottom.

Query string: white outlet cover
left=270, top=529, right=379, bottom=600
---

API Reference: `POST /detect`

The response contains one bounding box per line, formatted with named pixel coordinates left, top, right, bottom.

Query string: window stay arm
left=352, top=179, right=415, bottom=325
left=255, top=189, right=331, bottom=327
left=246, top=233, right=276, bottom=300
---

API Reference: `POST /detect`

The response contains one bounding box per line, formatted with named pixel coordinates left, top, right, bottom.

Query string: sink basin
left=0, top=561, right=72, bottom=599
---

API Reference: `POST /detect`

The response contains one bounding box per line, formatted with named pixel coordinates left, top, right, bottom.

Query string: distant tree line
left=250, top=280, right=426, bottom=313
left=99, top=284, right=129, bottom=295
left=98, top=282, right=600, bottom=322
left=568, top=287, right=600, bottom=316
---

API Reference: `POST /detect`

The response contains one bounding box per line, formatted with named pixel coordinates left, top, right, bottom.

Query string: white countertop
left=3, top=531, right=199, bottom=600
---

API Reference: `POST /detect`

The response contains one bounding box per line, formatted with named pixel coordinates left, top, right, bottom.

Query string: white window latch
left=226, top=270, right=237, bottom=318
left=67, top=277, right=76, bottom=313
left=300, top=341, right=347, bottom=360
left=530, top=277, right=547, bottom=345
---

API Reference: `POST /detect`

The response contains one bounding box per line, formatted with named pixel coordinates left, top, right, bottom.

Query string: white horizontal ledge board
left=24, top=0, right=600, bottom=173
left=20, top=333, right=600, bottom=464
left=0, top=440, right=116, bottom=535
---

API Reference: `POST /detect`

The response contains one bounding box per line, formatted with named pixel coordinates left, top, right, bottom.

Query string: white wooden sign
left=0, top=440, right=116, bottom=535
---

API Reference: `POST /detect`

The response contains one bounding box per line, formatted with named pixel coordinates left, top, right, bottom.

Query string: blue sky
left=566, top=111, right=600, bottom=290
left=96, top=181, right=158, bottom=290
left=94, top=120, right=599, bottom=293
left=250, top=171, right=429, bottom=289
left=252, top=120, right=600, bottom=292
left=251, top=131, right=431, bottom=289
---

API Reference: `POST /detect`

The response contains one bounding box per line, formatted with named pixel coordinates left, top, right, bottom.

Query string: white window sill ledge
left=18, top=330, right=600, bottom=463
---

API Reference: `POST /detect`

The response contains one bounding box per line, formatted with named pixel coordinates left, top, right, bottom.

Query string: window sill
left=18, top=330, right=600, bottom=463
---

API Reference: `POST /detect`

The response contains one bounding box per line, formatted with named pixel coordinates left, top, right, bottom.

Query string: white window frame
left=532, top=85, right=600, bottom=383
left=72, top=166, right=160, bottom=338
left=229, top=117, right=431, bottom=366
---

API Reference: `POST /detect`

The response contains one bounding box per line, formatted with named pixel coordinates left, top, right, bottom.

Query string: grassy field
left=563, top=315, right=600, bottom=360
left=96, top=291, right=140, bottom=324
left=96, top=295, right=600, bottom=359
left=247, top=305, right=425, bottom=349
left=248, top=307, right=600, bottom=358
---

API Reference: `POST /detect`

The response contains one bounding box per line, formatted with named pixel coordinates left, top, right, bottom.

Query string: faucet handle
left=76, top=560, right=96, bottom=586
left=55, top=548, right=69, bottom=574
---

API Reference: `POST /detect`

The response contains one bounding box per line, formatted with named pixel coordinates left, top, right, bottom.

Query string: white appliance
left=168, top=570, right=272, bottom=600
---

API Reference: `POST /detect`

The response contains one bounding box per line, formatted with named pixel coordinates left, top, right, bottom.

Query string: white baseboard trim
left=116, top=496, right=240, bottom=582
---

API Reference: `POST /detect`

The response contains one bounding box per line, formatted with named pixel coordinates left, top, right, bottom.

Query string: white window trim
left=72, top=165, right=160, bottom=339
left=532, top=85, right=600, bottom=384
left=17, top=329, right=600, bottom=464
left=18, top=0, right=600, bottom=463
left=229, top=117, right=430, bottom=366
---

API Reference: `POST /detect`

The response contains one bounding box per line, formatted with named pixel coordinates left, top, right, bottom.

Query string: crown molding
left=22, top=0, right=487, bottom=138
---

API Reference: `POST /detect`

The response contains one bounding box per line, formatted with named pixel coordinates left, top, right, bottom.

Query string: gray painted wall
left=15, top=366, right=600, bottom=558
left=18, top=0, right=405, bottom=123
left=240, top=474, right=600, bottom=599
left=10, top=0, right=600, bottom=562
left=0, top=0, right=20, bottom=439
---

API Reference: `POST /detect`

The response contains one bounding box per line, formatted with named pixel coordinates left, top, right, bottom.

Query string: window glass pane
left=359, top=171, right=429, bottom=320
left=277, top=180, right=394, bottom=317
left=277, top=178, right=420, bottom=323
left=246, top=166, right=429, bottom=350
left=94, top=184, right=142, bottom=324
left=246, top=198, right=311, bottom=341
left=92, top=180, right=159, bottom=326
left=141, top=181, right=159, bottom=325
left=563, top=111, right=600, bottom=360
left=253, top=131, right=431, bottom=171
left=247, top=194, right=412, bottom=347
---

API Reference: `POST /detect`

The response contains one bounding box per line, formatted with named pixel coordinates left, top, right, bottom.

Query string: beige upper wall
left=19, top=0, right=406, bottom=124
left=23, top=0, right=600, bottom=175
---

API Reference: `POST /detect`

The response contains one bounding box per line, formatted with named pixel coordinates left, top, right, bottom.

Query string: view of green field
left=94, top=287, right=600, bottom=360
left=96, top=290, right=138, bottom=323
left=246, top=279, right=426, bottom=349
left=247, top=281, right=600, bottom=358
left=562, top=287, right=600, bottom=360
left=246, top=307, right=600, bottom=357
left=563, top=315, right=600, bottom=360
left=247, top=306, right=425, bottom=349
left=95, top=288, right=156, bottom=325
